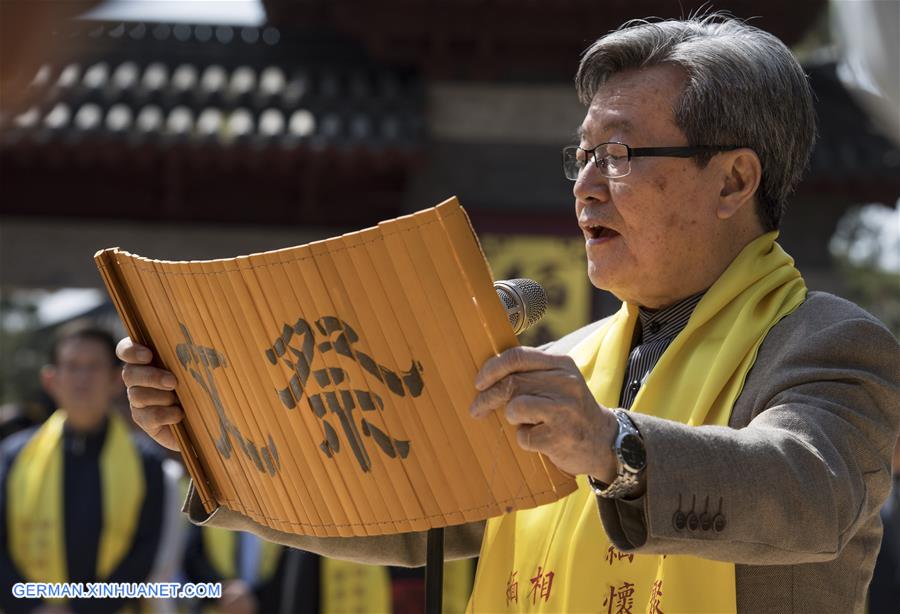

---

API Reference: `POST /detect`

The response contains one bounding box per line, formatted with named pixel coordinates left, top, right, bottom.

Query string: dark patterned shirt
left=619, top=292, right=705, bottom=410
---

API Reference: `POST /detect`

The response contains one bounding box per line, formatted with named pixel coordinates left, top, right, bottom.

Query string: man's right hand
left=117, top=337, right=184, bottom=451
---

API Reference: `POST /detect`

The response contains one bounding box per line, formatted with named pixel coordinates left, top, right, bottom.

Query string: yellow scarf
left=469, top=232, right=806, bottom=612
left=7, top=409, right=146, bottom=585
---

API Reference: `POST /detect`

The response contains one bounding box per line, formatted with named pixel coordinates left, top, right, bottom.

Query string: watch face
left=620, top=433, right=646, bottom=471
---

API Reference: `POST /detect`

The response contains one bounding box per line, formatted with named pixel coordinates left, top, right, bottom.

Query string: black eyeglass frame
left=562, top=142, right=743, bottom=180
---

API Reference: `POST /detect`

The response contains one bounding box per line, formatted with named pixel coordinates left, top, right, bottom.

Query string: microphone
left=494, top=278, right=547, bottom=335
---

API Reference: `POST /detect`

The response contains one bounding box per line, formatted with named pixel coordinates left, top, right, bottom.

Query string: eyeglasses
left=562, top=142, right=741, bottom=180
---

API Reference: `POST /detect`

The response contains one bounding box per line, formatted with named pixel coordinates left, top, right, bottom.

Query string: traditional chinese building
left=1, top=0, right=897, bottom=343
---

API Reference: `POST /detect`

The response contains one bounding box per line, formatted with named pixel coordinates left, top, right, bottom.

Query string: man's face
left=574, top=64, right=732, bottom=308
left=42, top=338, right=121, bottom=428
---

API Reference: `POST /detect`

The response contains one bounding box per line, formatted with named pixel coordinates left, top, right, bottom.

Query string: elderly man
left=119, top=15, right=900, bottom=613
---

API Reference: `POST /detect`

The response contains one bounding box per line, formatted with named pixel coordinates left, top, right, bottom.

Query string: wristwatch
left=589, top=409, right=646, bottom=499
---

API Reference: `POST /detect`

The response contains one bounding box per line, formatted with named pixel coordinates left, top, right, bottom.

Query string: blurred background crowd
left=0, top=0, right=897, bottom=612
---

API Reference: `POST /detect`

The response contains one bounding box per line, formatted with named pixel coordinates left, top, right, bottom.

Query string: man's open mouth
left=586, top=225, right=619, bottom=240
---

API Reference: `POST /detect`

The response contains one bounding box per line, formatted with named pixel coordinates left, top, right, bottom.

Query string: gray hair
left=576, top=14, right=817, bottom=231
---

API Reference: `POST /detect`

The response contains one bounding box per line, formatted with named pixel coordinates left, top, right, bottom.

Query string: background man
left=118, top=15, right=900, bottom=613
left=0, top=328, right=167, bottom=614
left=182, top=524, right=474, bottom=614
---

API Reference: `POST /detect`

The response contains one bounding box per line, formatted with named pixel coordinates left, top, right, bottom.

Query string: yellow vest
left=469, top=232, right=806, bottom=612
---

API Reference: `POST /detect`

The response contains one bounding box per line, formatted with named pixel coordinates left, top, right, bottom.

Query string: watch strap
left=591, top=410, right=644, bottom=499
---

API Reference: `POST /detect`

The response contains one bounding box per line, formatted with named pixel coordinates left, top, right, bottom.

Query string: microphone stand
left=425, top=527, right=444, bottom=614
left=422, top=280, right=544, bottom=612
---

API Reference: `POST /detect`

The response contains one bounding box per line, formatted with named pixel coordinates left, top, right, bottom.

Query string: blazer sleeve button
left=699, top=513, right=712, bottom=531
left=713, top=514, right=726, bottom=532
left=672, top=510, right=686, bottom=531
left=686, top=512, right=699, bottom=531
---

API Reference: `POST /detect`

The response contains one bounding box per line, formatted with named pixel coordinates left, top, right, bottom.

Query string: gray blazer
left=184, top=291, right=900, bottom=613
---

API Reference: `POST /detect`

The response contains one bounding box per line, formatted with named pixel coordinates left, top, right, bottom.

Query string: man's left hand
left=470, top=346, right=619, bottom=481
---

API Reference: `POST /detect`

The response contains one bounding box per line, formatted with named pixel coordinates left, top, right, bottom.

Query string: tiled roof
left=0, top=21, right=425, bottom=150
left=806, top=61, right=900, bottom=180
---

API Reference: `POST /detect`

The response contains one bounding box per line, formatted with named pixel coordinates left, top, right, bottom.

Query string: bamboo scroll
left=94, top=197, right=577, bottom=537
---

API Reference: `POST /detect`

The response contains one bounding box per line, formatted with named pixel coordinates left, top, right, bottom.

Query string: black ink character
left=177, top=323, right=280, bottom=475
left=266, top=316, right=424, bottom=472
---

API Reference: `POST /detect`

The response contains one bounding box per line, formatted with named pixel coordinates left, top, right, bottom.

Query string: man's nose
left=573, top=162, right=610, bottom=203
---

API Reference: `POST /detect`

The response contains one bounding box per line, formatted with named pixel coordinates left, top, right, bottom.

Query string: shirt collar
left=63, top=414, right=110, bottom=456
left=637, top=291, right=705, bottom=344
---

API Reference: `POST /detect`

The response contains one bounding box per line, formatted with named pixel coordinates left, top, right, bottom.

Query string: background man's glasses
left=562, top=142, right=741, bottom=180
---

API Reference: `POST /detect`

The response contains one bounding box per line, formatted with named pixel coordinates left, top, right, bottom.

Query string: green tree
left=0, top=289, right=48, bottom=407
left=829, top=204, right=900, bottom=337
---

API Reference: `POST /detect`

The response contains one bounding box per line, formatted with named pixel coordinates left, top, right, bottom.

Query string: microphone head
left=494, top=278, right=547, bottom=335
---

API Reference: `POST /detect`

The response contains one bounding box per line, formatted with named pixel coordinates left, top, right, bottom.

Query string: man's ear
left=717, top=148, right=762, bottom=220
left=40, top=365, right=58, bottom=398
